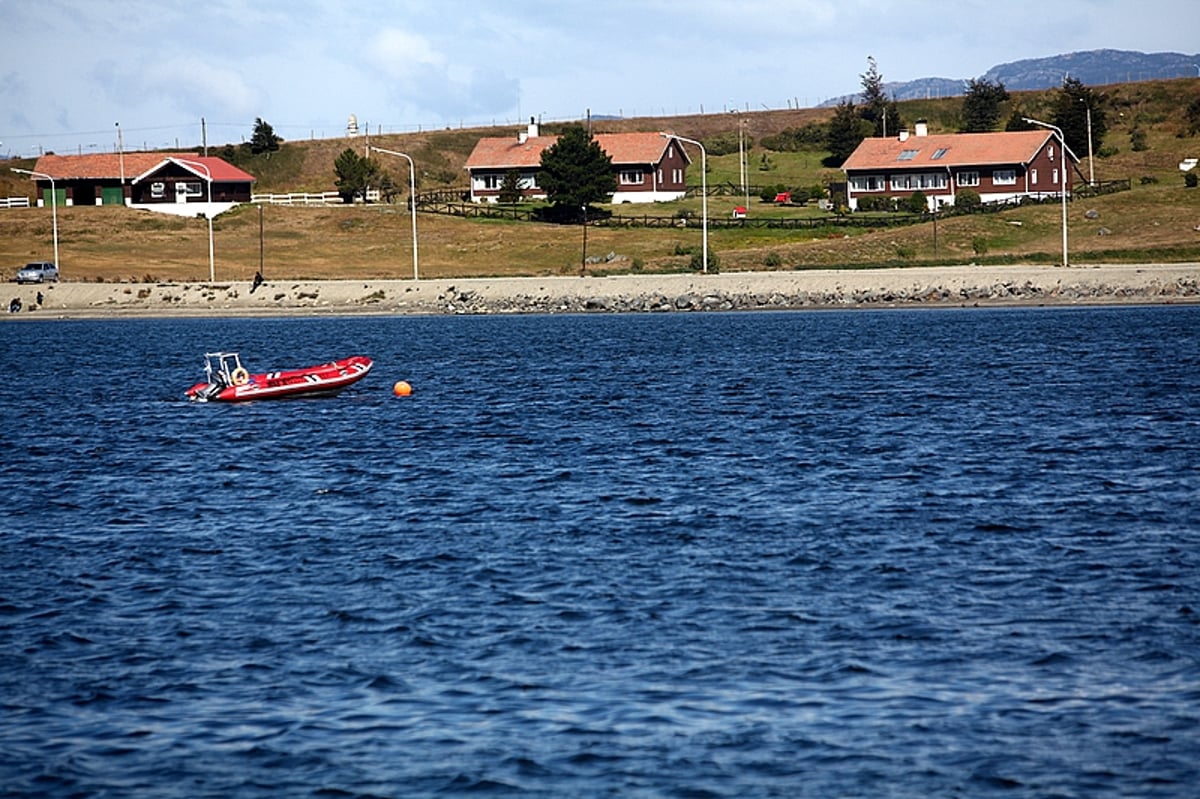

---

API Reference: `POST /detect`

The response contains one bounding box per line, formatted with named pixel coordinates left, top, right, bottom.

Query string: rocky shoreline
left=5, top=264, right=1200, bottom=318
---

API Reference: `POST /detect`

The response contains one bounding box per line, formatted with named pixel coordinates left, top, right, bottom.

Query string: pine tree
left=333, top=148, right=373, bottom=203
left=824, top=101, right=869, bottom=166
left=498, top=170, right=524, bottom=204
left=859, top=57, right=896, bottom=137
left=538, top=125, right=617, bottom=221
left=1053, top=78, right=1107, bottom=158
left=960, top=79, right=1010, bottom=132
left=250, top=118, right=282, bottom=154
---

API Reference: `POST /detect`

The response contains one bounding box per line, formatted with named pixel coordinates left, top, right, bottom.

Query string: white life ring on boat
left=231, top=367, right=250, bottom=386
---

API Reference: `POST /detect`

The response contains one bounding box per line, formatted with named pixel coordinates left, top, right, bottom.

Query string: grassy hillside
left=2, top=78, right=1198, bottom=282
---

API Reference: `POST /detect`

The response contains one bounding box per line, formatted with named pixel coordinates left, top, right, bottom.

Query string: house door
left=175, top=182, right=190, bottom=204
left=101, top=187, right=124, bottom=205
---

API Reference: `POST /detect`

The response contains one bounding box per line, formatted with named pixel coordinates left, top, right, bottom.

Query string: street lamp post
left=663, top=132, right=708, bottom=273
left=11, top=168, right=59, bottom=269
left=174, top=158, right=214, bottom=281
left=731, top=111, right=747, bottom=211
left=368, top=146, right=419, bottom=280
left=1078, top=99, right=1095, bottom=186
left=1023, top=117, right=1069, bottom=267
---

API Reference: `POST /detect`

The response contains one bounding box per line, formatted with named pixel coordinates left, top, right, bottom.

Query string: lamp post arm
left=663, top=133, right=708, bottom=273
left=368, top=146, right=420, bottom=280
left=173, top=158, right=215, bottom=281
left=11, top=167, right=60, bottom=269
left=1022, top=118, right=1069, bottom=267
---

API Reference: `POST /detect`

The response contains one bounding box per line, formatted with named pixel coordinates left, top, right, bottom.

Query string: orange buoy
left=392, top=380, right=413, bottom=397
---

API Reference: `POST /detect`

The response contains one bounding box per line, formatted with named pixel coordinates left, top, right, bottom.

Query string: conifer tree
left=960, top=78, right=1010, bottom=132
left=538, top=125, right=617, bottom=222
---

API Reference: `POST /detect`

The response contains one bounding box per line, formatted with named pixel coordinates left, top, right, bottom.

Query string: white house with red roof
left=464, top=120, right=690, bottom=204
left=841, top=122, right=1077, bottom=211
left=27, top=153, right=255, bottom=217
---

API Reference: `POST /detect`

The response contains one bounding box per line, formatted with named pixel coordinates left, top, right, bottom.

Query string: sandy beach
left=5, top=263, right=1199, bottom=319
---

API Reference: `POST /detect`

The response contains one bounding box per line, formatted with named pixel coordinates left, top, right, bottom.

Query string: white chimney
left=899, top=129, right=909, bottom=142
left=914, top=119, right=928, bottom=137
left=518, top=117, right=538, bottom=144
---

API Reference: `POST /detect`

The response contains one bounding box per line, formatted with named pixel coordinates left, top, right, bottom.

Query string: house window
left=477, top=174, right=502, bottom=190
left=1052, top=168, right=1059, bottom=185
left=150, top=182, right=165, bottom=198
left=1030, top=169, right=1038, bottom=185
left=1048, top=145, right=1055, bottom=160
left=850, top=175, right=885, bottom=192
left=672, top=168, right=682, bottom=183
left=889, top=173, right=947, bottom=191
left=668, top=146, right=675, bottom=159
left=897, top=149, right=920, bottom=161
left=931, top=147, right=949, bottom=160
left=179, top=181, right=203, bottom=197
left=658, top=169, right=663, bottom=184
left=957, top=171, right=979, bottom=187
left=993, top=169, right=1017, bottom=185
left=620, top=170, right=644, bottom=185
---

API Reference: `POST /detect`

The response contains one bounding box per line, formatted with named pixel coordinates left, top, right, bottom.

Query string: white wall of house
left=611, top=188, right=686, bottom=204
left=130, top=201, right=239, bottom=219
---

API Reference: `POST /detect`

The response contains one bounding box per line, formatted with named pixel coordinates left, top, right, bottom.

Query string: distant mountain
left=820, top=49, right=1200, bottom=105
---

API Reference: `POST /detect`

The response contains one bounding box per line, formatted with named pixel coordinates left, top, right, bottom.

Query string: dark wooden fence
left=411, top=179, right=1132, bottom=229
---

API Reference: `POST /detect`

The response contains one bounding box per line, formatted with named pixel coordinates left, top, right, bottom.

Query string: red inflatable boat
left=186, top=352, right=373, bottom=402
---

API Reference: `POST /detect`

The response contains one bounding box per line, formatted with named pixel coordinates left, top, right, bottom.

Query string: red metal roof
left=465, top=131, right=679, bottom=170
left=134, top=156, right=256, bottom=183
left=30, top=153, right=255, bottom=182
left=841, top=130, right=1069, bottom=171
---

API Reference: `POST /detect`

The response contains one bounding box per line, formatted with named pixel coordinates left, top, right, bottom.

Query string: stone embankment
left=435, top=274, right=1200, bottom=314
left=5, top=264, right=1199, bottom=318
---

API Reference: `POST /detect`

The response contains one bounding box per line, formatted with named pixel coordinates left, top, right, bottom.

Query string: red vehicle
left=186, top=352, right=372, bottom=402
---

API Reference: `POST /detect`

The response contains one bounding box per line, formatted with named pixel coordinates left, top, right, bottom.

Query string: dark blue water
left=2, top=307, right=1198, bottom=798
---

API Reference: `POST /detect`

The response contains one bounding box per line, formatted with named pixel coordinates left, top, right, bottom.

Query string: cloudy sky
left=2, top=0, right=1196, bottom=156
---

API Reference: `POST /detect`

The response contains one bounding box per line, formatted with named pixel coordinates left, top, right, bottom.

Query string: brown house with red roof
left=841, top=122, right=1077, bottom=211
left=464, top=120, right=689, bottom=204
left=25, top=153, right=255, bottom=217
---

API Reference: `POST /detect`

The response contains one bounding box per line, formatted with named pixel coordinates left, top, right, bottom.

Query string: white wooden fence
left=1, top=196, right=31, bottom=209
left=252, top=189, right=380, bottom=206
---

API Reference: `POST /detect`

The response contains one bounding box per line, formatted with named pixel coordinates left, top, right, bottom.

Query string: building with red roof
left=25, top=153, right=255, bottom=217
left=464, top=120, right=690, bottom=204
left=841, top=122, right=1077, bottom=211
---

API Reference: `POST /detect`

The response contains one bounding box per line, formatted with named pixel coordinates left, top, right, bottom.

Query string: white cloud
left=91, top=55, right=260, bottom=119
left=367, top=28, right=446, bottom=81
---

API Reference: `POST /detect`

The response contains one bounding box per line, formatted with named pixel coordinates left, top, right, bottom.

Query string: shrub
left=764, top=251, right=783, bottom=268
left=906, top=191, right=928, bottom=215
left=759, top=183, right=787, bottom=203
left=1130, top=127, right=1148, bottom=152
left=972, top=236, right=989, bottom=255
left=690, top=249, right=720, bottom=272
left=896, top=245, right=916, bottom=260
left=1186, top=172, right=1198, bottom=188
left=956, top=189, right=982, bottom=211
left=701, top=132, right=740, bottom=156
left=857, top=195, right=891, bottom=212
left=760, top=123, right=828, bottom=152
